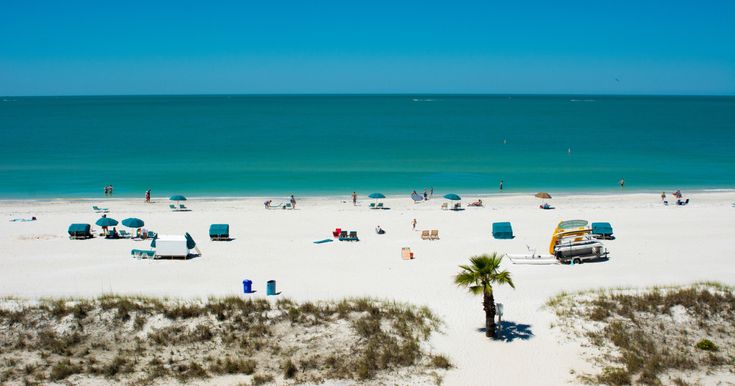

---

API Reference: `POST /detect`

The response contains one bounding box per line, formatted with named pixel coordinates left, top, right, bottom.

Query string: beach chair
left=332, top=228, right=342, bottom=237
left=338, top=231, right=349, bottom=241
left=209, top=224, right=230, bottom=241
left=169, top=204, right=179, bottom=211
left=179, top=204, right=189, bottom=211
left=377, top=203, right=384, bottom=209
left=131, top=249, right=156, bottom=259
left=441, top=203, right=448, bottom=210
left=147, top=231, right=157, bottom=239
left=676, top=198, right=690, bottom=206
left=119, top=230, right=131, bottom=238
left=92, top=206, right=109, bottom=213
left=369, top=203, right=376, bottom=209
left=430, top=230, right=439, bottom=240
left=421, top=230, right=431, bottom=240
left=349, top=231, right=359, bottom=241
left=68, top=223, right=92, bottom=239
left=401, top=247, right=414, bottom=260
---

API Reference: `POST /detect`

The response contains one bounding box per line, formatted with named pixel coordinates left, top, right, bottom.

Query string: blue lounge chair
left=492, top=222, right=514, bottom=239
left=591, top=222, right=614, bottom=239
left=369, top=203, right=376, bottom=209
left=348, top=231, right=359, bottom=241
left=119, top=230, right=131, bottom=238
left=338, top=231, right=349, bottom=241
left=131, top=249, right=156, bottom=259
left=179, top=204, right=189, bottom=211
left=169, top=204, right=178, bottom=211
left=209, top=224, right=230, bottom=241
left=92, top=206, right=109, bottom=213
left=68, top=223, right=92, bottom=239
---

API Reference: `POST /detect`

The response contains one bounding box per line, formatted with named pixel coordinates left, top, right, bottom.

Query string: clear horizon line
left=3, top=92, right=735, bottom=98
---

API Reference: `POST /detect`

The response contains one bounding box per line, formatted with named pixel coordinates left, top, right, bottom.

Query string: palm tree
left=454, top=253, right=515, bottom=338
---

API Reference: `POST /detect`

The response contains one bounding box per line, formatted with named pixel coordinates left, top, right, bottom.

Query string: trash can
left=242, top=279, right=253, bottom=294
left=267, top=280, right=277, bottom=296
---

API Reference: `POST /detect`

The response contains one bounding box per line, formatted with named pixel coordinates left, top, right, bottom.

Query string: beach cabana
left=492, top=222, right=514, bottom=239
left=68, top=223, right=92, bottom=239
left=209, top=224, right=230, bottom=241
left=153, top=235, right=189, bottom=258
left=591, top=222, right=614, bottom=239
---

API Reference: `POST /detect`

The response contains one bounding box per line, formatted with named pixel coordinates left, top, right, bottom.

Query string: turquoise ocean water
left=0, top=95, right=733, bottom=198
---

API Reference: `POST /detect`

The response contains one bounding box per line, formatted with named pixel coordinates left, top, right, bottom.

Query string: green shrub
left=695, top=339, right=718, bottom=351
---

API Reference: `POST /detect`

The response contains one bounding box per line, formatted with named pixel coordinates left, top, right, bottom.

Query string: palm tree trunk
left=483, top=290, right=497, bottom=337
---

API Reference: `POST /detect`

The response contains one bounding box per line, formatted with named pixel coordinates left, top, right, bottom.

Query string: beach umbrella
left=368, top=193, right=386, bottom=199
left=535, top=192, right=552, bottom=199
left=443, top=193, right=462, bottom=201
left=122, top=218, right=145, bottom=228
left=95, top=217, right=118, bottom=227
left=170, top=195, right=187, bottom=201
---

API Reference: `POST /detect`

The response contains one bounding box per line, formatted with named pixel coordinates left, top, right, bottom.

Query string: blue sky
left=1, top=1, right=734, bottom=95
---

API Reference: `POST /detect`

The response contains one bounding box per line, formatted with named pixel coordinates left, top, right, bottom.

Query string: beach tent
left=492, top=222, right=514, bottom=239
left=153, top=235, right=189, bottom=258
left=68, top=223, right=92, bottom=239
left=209, top=224, right=230, bottom=241
left=591, top=222, right=614, bottom=238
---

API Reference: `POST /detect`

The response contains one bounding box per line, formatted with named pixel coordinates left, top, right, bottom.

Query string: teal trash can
left=242, top=279, right=253, bottom=294
left=267, top=280, right=277, bottom=296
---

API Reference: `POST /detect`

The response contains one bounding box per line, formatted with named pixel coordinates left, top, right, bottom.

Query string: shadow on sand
left=477, top=321, right=534, bottom=342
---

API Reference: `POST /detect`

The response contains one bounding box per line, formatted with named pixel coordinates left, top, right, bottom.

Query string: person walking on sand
left=411, top=218, right=417, bottom=231
left=352, top=192, right=357, bottom=206
left=619, top=178, right=625, bottom=190
left=145, top=189, right=151, bottom=203
left=499, top=179, right=504, bottom=191
left=290, top=195, right=296, bottom=209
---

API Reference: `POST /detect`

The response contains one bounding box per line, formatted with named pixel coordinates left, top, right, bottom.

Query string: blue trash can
left=242, top=279, right=253, bottom=294
left=267, top=280, right=277, bottom=296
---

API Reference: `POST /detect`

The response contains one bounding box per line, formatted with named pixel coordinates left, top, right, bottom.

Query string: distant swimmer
left=568, top=147, right=572, bottom=155
left=619, top=178, right=625, bottom=190
left=503, top=138, right=507, bottom=145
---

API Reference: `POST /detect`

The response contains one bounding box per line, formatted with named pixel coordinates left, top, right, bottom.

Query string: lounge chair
left=441, top=203, right=448, bottom=210
left=369, top=203, right=376, bottom=209
left=92, top=206, right=109, bottom=213
left=332, top=228, right=342, bottom=237
left=209, top=224, right=230, bottom=241
left=179, top=204, right=189, bottom=211
left=421, top=230, right=431, bottom=240
left=348, top=231, right=359, bottom=241
left=338, top=231, right=349, bottom=241
left=451, top=203, right=463, bottom=211
left=131, top=249, right=156, bottom=259
left=492, top=222, right=514, bottom=239
left=430, top=230, right=440, bottom=240
left=68, top=223, right=92, bottom=239
left=119, top=230, right=131, bottom=238
left=401, top=247, right=414, bottom=260
left=377, top=203, right=385, bottom=209
left=169, top=204, right=179, bottom=211
left=147, top=231, right=157, bottom=239
left=676, top=198, right=690, bottom=206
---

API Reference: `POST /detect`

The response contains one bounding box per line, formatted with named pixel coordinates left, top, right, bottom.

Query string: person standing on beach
left=290, top=195, right=296, bottom=209
left=411, top=218, right=417, bottom=231
left=661, top=191, right=666, bottom=201
left=423, top=188, right=428, bottom=201
left=352, top=192, right=357, bottom=206
left=430, top=187, right=433, bottom=199
left=145, top=189, right=151, bottom=203
left=619, top=178, right=625, bottom=190
left=499, top=179, right=504, bottom=191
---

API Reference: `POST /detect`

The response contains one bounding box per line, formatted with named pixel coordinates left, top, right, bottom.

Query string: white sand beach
left=1, top=192, right=734, bottom=385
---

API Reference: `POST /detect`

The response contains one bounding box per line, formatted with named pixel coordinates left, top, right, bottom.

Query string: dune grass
left=546, top=282, right=735, bottom=385
left=0, top=296, right=449, bottom=385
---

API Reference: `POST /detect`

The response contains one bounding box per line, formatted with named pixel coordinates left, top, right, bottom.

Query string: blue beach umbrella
left=443, top=193, right=462, bottom=201
left=170, top=195, right=187, bottom=201
left=368, top=193, right=386, bottom=199
left=96, top=217, right=118, bottom=227
left=122, top=218, right=145, bottom=228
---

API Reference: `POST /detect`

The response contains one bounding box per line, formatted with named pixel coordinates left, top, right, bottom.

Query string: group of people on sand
left=263, top=195, right=297, bottom=209
left=103, top=185, right=114, bottom=196
left=410, top=187, right=434, bottom=201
